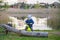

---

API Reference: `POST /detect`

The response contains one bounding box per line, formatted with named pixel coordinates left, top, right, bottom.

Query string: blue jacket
left=25, top=19, right=34, bottom=27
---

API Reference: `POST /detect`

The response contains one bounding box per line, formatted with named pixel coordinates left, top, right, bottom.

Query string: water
left=24, top=16, right=52, bottom=30
left=8, top=16, right=52, bottom=30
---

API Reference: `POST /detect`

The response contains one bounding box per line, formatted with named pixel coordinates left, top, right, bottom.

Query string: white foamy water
left=24, top=16, right=52, bottom=30
left=8, top=16, right=52, bottom=30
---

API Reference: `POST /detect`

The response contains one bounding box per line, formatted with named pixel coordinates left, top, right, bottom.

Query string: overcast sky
left=4, top=0, right=59, bottom=5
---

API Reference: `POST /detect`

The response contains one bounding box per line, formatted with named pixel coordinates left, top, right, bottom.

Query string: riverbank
left=0, top=8, right=59, bottom=17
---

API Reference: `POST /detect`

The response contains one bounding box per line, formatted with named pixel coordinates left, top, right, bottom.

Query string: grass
left=0, top=27, right=60, bottom=40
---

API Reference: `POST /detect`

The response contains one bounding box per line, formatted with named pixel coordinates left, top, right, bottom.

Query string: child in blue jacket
left=25, top=15, right=34, bottom=31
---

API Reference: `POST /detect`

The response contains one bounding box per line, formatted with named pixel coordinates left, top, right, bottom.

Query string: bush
left=34, top=4, right=40, bottom=8
left=24, top=4, right=29, bottom=9
left=47, top=12, right=60, bottom=29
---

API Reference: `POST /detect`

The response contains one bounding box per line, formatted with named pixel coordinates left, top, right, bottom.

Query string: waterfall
left=25, top=16, right=52, bottom=30
left=8, top=16, right=52, bottom=30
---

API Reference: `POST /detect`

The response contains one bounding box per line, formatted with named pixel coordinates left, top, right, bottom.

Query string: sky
left=4, top=0, right=59, bottom=5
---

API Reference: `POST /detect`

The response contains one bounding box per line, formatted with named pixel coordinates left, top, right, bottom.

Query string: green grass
left=0, top=27, right=60, bottom=40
